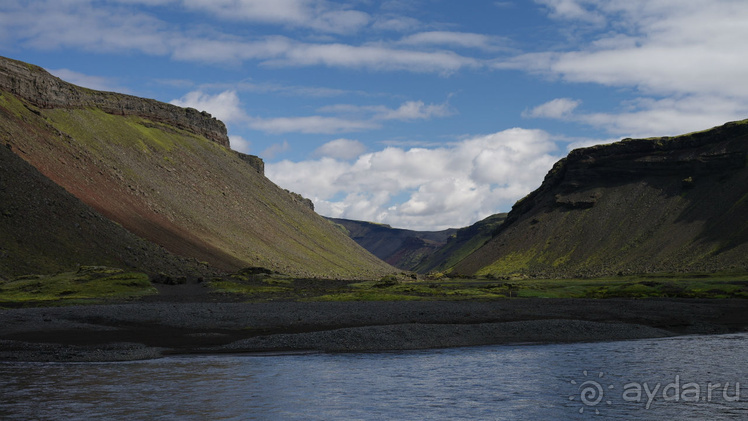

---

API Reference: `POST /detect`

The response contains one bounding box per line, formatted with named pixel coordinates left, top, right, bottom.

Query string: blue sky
left=3, top=0, right=748, bottom=230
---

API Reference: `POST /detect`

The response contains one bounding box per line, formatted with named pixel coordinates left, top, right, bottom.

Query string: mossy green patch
left=304, top=291, right=425, bottom=302
left=0, top=266, right=156, bottom=304
left=42, top=108, right=194, bottom=154
left=509, top=272, right=748, bottom=299
left=300, top=272, right=748, bottom=301
left=0, top=91, right=30, bottom=119
left=208, top=280, right=292, bottom=296
left=476, top=249, right=537, bottom=277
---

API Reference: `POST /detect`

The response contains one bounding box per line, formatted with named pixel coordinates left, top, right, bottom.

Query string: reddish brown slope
left=0, top=56, right=393, bottom=279
left=0, top=142, right=216, bottom=278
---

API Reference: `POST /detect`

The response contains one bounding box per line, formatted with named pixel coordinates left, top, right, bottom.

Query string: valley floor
left=0, top=291, right=746, bottom=362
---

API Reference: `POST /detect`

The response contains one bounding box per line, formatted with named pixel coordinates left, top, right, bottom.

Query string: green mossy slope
left=0, top=57, right=393, bottom=279
left=412, top=213, right=507, bottom=274
left=452, top=120, right=748, bottom=278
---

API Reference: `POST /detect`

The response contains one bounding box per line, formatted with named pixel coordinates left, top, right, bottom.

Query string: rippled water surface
left=1, top=333, right=747, bottom=420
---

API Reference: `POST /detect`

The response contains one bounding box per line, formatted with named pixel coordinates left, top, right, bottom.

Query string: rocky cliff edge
left=0, top=56, right=230, bottom=148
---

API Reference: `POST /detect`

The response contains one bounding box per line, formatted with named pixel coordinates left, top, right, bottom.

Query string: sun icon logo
left=569, top=371, right=614, bottom=415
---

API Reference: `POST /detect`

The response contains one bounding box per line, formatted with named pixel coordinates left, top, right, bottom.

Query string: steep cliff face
left=0, top=56, right=229, bottom=147
left=452, top=120, right=748, bottom=277
left=0, top=56, right=393, bottom=279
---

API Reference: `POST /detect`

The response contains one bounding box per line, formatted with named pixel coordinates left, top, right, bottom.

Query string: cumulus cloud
left=229, top=135, right=251, bottom=154
left=266, top=128, right=560, bottom=230
left=170, top=90, right=247, bottom=123
left=522, top=98, right=581, bottom=119
left=313, top=139, right=367, bottom=160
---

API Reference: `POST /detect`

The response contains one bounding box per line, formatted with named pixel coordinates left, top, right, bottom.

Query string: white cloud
left=376, top=100, right=454, bottom=121
left=535, top=0, right=605, bottom=24
left=313, top=139, right=367, bottom=160
left=508, top=0, right=748, bottom=138
left=529, top=0, right=748, bottom=98
left=261, top=140, right=290, bottom=159
left=170, top=90, right=247, bottom=123
left=180, top=0, right=370, bottom=34
left=318, top=100, right=454, bottom=121
left=522, top=98, right=581, bottom=119
left=399, top=31, right=508, bottom=51
left=0, top=1, right=481, bottom=74
left=249, top=116, right=379, bottom=135
left=266, top=128, right=560, bottom=230
left=10, top=1, right=171, bottom=55
left=229, top=135, right=251, bottom=154
left=525, top=95, right=748, bottom=138
left=371, top=15, right=424, bottom=32
left=575, top=96, right=748, bottom=137
left=201, top=81, right=357, bottom=98
left=248, top=100, right=453, bottom=135
left=262, top=42, right=481, bottom=75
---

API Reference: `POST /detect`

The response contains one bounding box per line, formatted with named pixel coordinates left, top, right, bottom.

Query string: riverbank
left=1, top=299, right=746, bottom=362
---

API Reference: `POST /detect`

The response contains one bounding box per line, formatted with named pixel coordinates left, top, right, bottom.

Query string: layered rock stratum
left=0, top=57, right=229, bottom=147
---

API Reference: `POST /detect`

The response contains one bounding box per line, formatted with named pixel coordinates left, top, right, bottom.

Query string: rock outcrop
left=236, top=152, right=265, bottom=175
left=0, top=56, right=229, bottom=147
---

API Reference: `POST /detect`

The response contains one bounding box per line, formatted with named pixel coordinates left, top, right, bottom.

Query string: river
left=1, top=333, right=746, bottom=420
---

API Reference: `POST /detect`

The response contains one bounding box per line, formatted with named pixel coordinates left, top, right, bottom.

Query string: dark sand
left=1, top=298, right=746, bottom=362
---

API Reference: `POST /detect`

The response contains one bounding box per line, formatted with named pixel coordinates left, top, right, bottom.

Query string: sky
left=2, top=0, right=748, bottom=230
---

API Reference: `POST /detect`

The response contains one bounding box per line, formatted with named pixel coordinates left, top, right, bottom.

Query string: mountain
left=328, top=213, right=507, bottom=274
left=411, top=213, right=507, bottom=274
left=451, top=120, right=748, bottom=278
left=327, top=218, right=457, bottom=271
left=0, top=56, right=393, bottom=279
left=0, top=142, right=214, bottom=279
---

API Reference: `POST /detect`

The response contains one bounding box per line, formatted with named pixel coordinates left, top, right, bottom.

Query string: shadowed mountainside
left=0, top=56, right=393, bottom=279
left=412, top=213, right=507, bottom=274
left=452, top=120, right=748, bottom=278
left=328, top=213, right=506, bottom=274
left=327, top=218, right=457, bottom=271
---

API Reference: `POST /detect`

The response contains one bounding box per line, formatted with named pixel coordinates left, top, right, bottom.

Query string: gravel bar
left=1, top=299, right=746, bottom=361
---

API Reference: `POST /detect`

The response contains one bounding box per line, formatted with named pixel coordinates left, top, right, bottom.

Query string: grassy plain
left=0, top=266, right=156, bottom=306
left=207, top=271, right=748, bottom=302
left=2, top=268, right=746, bottom=306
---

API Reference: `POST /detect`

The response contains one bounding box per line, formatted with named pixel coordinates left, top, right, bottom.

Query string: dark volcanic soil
left=1, top=289, right=746, bottom=362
